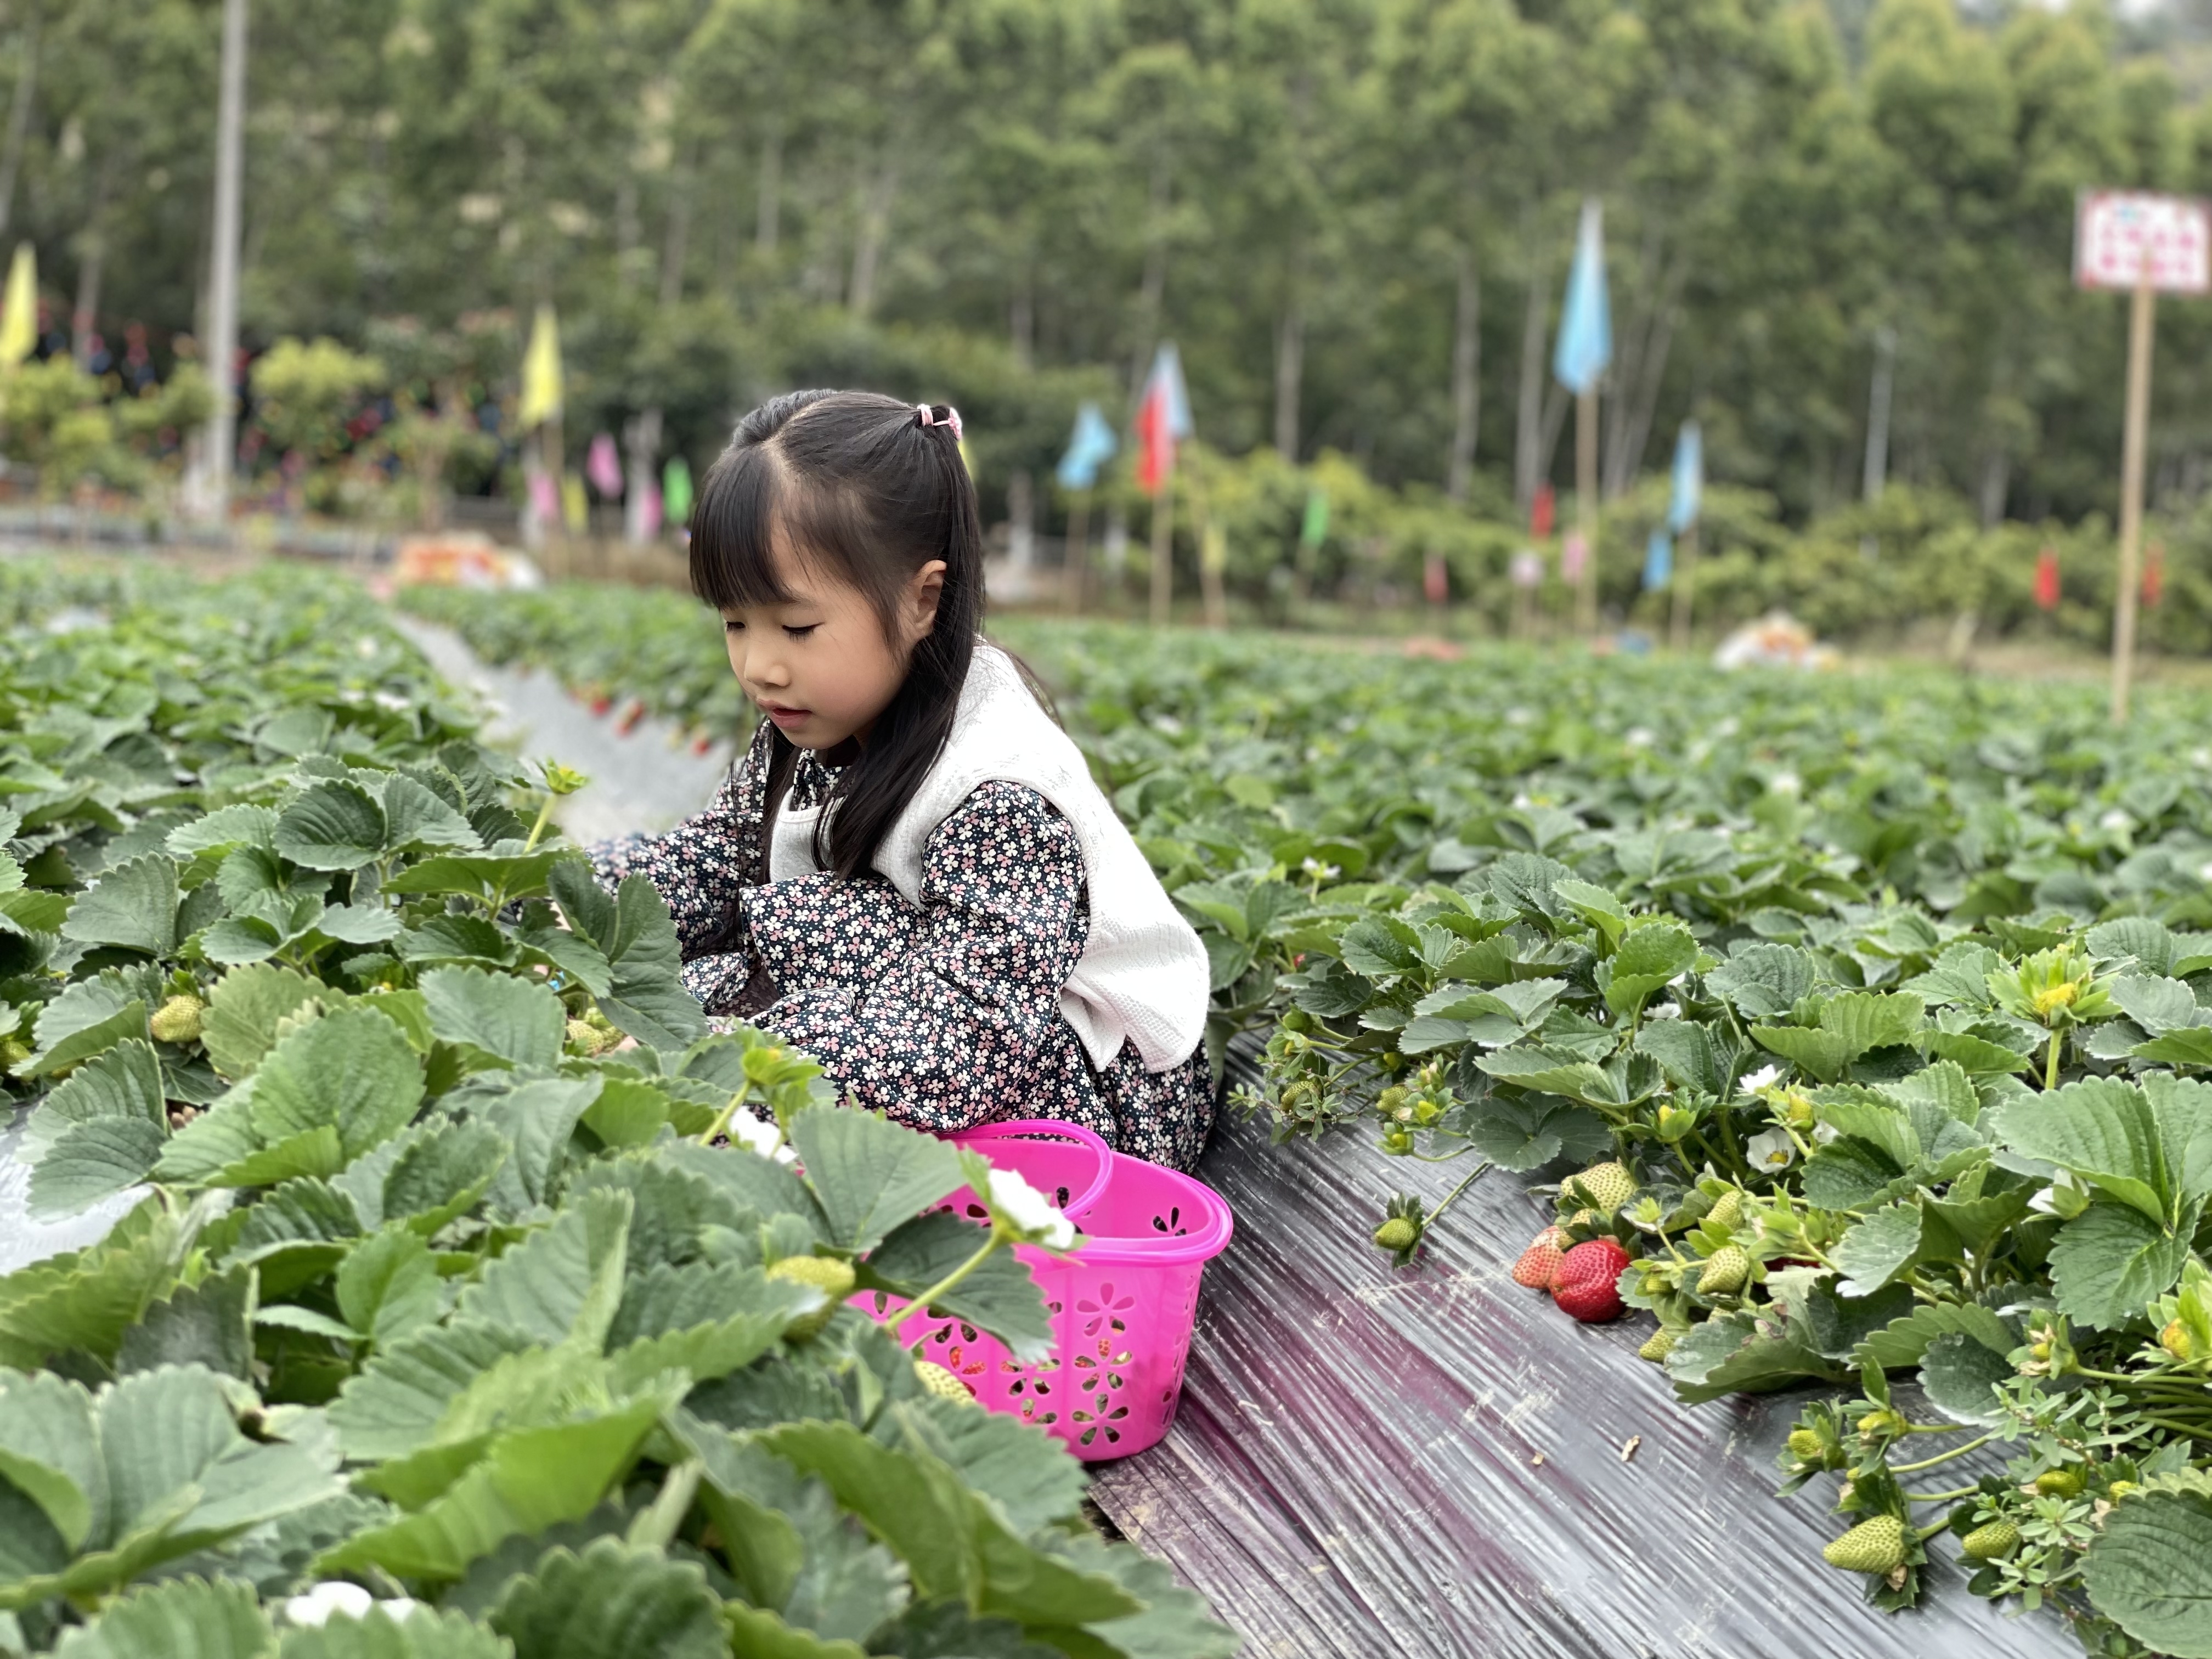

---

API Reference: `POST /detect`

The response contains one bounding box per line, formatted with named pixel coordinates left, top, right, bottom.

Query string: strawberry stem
left=1888, top=1432, right=1994, bottom=1474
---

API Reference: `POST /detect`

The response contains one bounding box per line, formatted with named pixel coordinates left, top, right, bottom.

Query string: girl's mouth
left=764, top=703, right=810, bottom=729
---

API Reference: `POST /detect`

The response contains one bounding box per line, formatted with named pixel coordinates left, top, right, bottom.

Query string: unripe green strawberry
left=915, top=1360, right=978, bottom=1406
left=2034, top=1464, right=2086, bottom=1498
left=1822, top=1515, right=1906, bottom=1575
left=1374, top=1217, right=1419, bottom=1253
left=1566, top=1161, right=1637, bottom=1215
left=150, top=995, right=206, bottom=1045
left=2108, top=1480, right=2138, bottom=1499
left=2162, top=1319, right=2194, bottom=1362
left=565, top=1017, right=612, bottom=1056
left=768, top=1256, right=856, bottom=1340
left=1787, top=1429, right=1826, bottom=1462
left=0, top=1036, right=30, bottom=1069
left=1960, top=1520, right=2021, bottom=1562
left=1697, top=1245, right=1750, bottom=1295
left=1637, top=1327, right=1677, bottom=1363
left=1705, top=1190, right=1743, bottom=1231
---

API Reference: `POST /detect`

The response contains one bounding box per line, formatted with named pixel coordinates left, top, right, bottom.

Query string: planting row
left=0, top=561, right=1233, bottom=1658
left=413, top=579, right=2212, bottom=1654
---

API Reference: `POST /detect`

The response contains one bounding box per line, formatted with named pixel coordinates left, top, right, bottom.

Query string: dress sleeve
left=585, top=720, right=773, bottom=958
left=754, top=782, right=1088, bottom=1133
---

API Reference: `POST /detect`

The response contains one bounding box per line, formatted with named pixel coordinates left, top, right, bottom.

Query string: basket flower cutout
left=1076, top=1281, right=1136, bottom=1340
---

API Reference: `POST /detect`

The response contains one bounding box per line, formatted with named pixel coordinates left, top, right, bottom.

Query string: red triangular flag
left=1531, top=482, right=1555, bottom=540
left=2033, top=546, right=2060, bottom=612
left=1135, top=381, right=1173, bottom=498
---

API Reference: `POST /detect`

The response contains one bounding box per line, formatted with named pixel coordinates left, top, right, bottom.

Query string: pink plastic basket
left=867, top=1133, right=1234, bottom=1461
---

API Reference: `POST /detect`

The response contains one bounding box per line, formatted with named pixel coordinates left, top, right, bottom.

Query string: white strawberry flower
left=1739, top=1063, right=1783, bottom=1093
left=284, top=1584, right=373, bottom=1627
left=728, top=1107, right=798, bottom=1166
left=1744, top=1128, right=1797, bottom=1171
left=986, top=1167, right=1076, bottom=1249
left=1646, top=1000, right=1683, bottom=1020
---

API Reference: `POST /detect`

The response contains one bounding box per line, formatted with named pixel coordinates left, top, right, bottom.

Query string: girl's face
left=720, top=530, right=946, bottom=752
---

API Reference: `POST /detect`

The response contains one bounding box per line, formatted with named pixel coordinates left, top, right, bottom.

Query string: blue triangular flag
left=1057, top=400, right=1118, bottom=492
left=1667, top=420, right=1702, bottom=534
left=1643, top=529, right=1673, bottom=591
left=1147, top=343, right=1194, bottom=440
left=1553, top=199, right=1612, bottom=397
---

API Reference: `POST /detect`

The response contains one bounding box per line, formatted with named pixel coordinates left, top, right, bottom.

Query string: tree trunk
left=0, top=5, right=38, bottom=240
left=1007, top=469, right=1035, bottom=574
left=1605, top=261, right=1685, bottom=500
left=1601, top=233, right=1687, bottom=501
left=1863, top=326, right=1895, bottom=503
left=1273, top=237, right=1305, bottom=460
left=1127, top=151, right=1172, bottom=409
left=1011, top=268, right=1034, bottom=372
left=755, top=119, right=783, bottom=255
left=1447, top=239, right=1480, bottom=501
left=623, top=407, right=662, bottom=546
left=848, top=154, right=896, bottom=319
left=71, top=159, right=111, bottom=371
left=1978, top=449, right=2009, bottom=527
left=659, top=142, right=695, bottom=309
left=1273, top=297, right=1304, bottom=461
left=1514, top=234, right=1550, bottom=514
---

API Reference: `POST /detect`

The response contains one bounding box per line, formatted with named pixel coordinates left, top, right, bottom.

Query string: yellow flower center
left=2033, top=982, right=2079, bottom=1017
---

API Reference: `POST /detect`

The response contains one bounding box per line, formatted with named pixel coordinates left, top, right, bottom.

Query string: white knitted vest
left=767, top=644, right=1209, bottom=1072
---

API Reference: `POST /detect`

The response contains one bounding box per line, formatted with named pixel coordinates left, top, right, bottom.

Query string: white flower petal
left=285, top=1584, right=374, bottom=1628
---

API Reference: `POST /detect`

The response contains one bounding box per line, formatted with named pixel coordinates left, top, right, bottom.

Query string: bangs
left=688, top=442, right=795, bottom=612
left=689, top=430, right=907, bottom=633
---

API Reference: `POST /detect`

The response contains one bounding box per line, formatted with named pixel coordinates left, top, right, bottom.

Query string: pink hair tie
left=916, top=403, right=963, bottom=442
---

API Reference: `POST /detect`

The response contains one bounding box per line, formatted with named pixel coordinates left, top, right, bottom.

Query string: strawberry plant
left=0, top=564, right=1235, bottom=1658
left=393, top=585, right=2212, bottom=1652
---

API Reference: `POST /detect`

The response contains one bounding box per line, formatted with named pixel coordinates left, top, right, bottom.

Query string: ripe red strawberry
left=616, top=699, right=647, bottom=736
left=590, top=695, right=613, bottom=717
left=1512, top=1226, right=1570, bottom=1289
left=1551, top=1238, right=1631, bottom=1322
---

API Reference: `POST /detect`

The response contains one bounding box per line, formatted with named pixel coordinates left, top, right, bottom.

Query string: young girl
left=591, top=389, right=1217, bottom=1171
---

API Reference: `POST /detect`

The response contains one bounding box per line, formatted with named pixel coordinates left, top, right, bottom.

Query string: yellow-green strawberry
left=2162, top=1320, right=2194, bottom=1362
left=1960, top=1520, right=2020, bottom=1562
left=768, top=1256, right=856, bottom=1340
left=1566, top=1161, right=1637, bottom=1215
left=1373, top=1217, right=1419, bottom=1254
left=1822, top=1515, right=1906, bottom=1574
left=915, top=1360, right=978, bottom=1406
left=1787, top=1429, right=1825, bottom=1462
left=1705, top=1190, right=1743, bottom=1231
left=1697, top=1245, right=1750, bottom=1295
left=1637, top=1327, right=1678, bottom=1363
left=2034, top=1465, right=2086, bottom=1498
left=150, top=995, right=206, bottom=1045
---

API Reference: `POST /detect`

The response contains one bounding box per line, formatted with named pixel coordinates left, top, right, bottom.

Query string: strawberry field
left=0, top=562, right=1234, bottom=1658
left=400, top=577, right=2212, bottom=1657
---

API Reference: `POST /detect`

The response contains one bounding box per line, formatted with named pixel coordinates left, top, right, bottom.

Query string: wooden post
left=1574, top=387, right=1598, bottom=634
left=1668, top=522, right=1697, bottom=652
left=1062, top=489, right=1091, bottom=614
left=1148, top=459, right=1175, bottom=628
left=2112, top=266, right=2156, bottom=724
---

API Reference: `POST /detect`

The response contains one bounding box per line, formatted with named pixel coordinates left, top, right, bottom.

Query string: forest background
left=27, top=0, right=2212, bottom=649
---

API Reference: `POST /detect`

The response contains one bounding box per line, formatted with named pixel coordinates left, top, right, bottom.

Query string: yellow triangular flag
left=561, top=472, right=588, bottom=534
left=517, top=303, right=562, bottom=429
left=0, top=245, right=36, bottom=370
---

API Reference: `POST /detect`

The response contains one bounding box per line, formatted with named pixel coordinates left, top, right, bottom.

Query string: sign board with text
left=2075, top=191, right=2212, bottom=294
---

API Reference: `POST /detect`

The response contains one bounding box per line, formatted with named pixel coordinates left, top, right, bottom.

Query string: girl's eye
left=723, top=619, right=743, bottom=634
left=782, top=624, right=817, bottom=640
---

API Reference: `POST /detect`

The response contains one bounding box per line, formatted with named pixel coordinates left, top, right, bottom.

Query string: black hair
left=690, top=389, right=984, bottom=882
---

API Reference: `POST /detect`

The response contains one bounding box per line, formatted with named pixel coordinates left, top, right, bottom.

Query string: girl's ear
left=904, top=558, right=948, bottom=644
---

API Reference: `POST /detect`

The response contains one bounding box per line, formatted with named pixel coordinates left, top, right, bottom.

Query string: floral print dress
left=589, top=720, right=1217, bottom=1171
